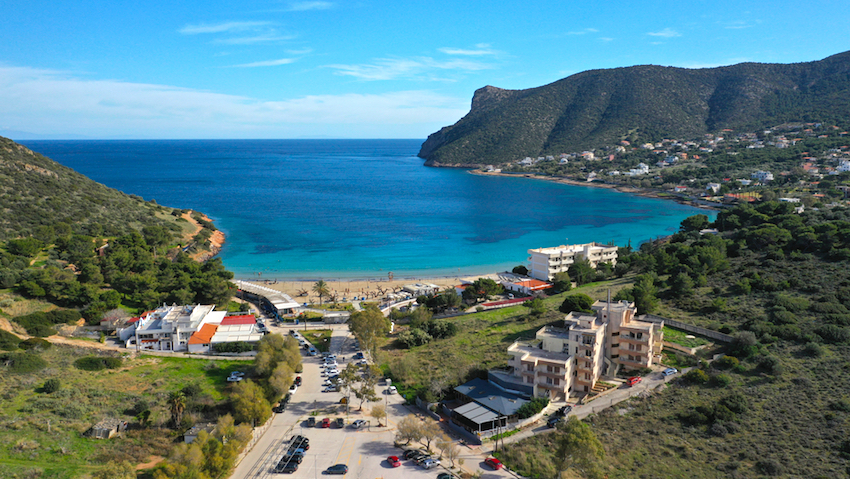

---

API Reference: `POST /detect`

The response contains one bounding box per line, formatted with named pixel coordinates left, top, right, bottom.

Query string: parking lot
left=231, top=326, right=469, bottom=479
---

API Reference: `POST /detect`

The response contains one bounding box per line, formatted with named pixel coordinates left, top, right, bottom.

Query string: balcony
left=620, top=334, right=648, bottom=344
left=578, top=342, right=595, bottom=353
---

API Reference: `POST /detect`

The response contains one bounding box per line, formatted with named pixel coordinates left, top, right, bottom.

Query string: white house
left=527, top=243, right=618, bottom=282
left=751, top=170, right=774, bottom=182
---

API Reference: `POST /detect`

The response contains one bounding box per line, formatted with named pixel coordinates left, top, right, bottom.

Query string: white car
left=226, top=375, right=243, bottom=382
left=322, top=386, right=338, bottom=393
left=289, top=384, right=298, bottom=394
left=322, top=362, right=338, bottom=368
left=322, top=379, right=334, bottom=386
left=323, top=369, right=340, bottom=376
left=351, top=419, right=366, bottom=429
left=422, top=458, right=440, bottom=469
left=387, top=386, right=397, bottom=394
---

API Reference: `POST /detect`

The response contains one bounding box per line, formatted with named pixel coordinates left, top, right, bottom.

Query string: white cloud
left=0, top=65, right=466, bottom=138
left=287, top=1, right=333, bottom=11
left=567, top=28, right=598, bottom=35
left=286, top=48, right=313, bottom=55
left=647, top=28, right=681, bottom=38
left=179, top=21, right=272, bottom=35
left=231, top=58, right=296, bottom=68
left=439, top=47, right=497, bottom=56
left=327, top=57, right=493, bottom=81
left=215, top=34, right=295, bottom=45
left=599, top=37, right=614, bottom=42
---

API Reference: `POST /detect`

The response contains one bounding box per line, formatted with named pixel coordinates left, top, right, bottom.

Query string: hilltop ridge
left=419, top=50, right=850, bottom=166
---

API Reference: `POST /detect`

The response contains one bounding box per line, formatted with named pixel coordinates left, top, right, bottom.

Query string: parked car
left=485, top=457, right=503, bottom=470
left=387, top=456, right=401, bottom=467
left=294, top=376, right=302, bottom=386
left=662, top=367, right=678, bottom=377
left=307, top=417, right=316, bottom=427
left=387, top=386, right=397, bottom=394
left=284, top=453, right=304, bottom=463
left=321, top=418, right=331, bottom=428
left=413, top=453, right=431, bottom=465
left=422, top=458, right=441, bottom=469
left=226, top=375, right=243, bottom=382
left=308, top=348, right=318, bottom=356
left=351, top=419, right=366, bottom=429
left=403, top=449, right=423, bottom=460
left=289, top=435, right=309, bottom=446
left=627, top=376, right=642, bottom=387
left=275, top=461, right=298, bottom=474
left=323, top=369, right=340, bottom=377
left=335, top=418, right=345, bottom=428
left=325, top=464, right=348, bottom=475
left=437, top=474, right=454, bottom=479
left=556, top=405, right=573, bottom=416
left=273, top=403, right=286, bottom=413
left=289, top=384, right=298, bottom=394
left=323, top=386, right=338, bottom=393
left=547, top=416, right=563, bottom=428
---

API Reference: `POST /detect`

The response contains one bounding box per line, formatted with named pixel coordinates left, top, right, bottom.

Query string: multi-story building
left=504, top=300, right=663, bottom=398
left=527, top=243, right=618, bottom=281
left=128, top=304, right=225, bottom=352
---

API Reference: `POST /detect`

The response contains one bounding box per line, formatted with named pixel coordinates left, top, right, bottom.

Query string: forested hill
left=0, top=136, right=184, bottom=240
left=419, top=50, right=850, bottom=166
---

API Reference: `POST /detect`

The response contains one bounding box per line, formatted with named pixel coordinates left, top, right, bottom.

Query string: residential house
left=706, top=183, right=721, bottom=194
left=527, top=243, right=618, bottom=282
left=500, top=278, right=553, bottom=296
left=751, top=170, right=774, bottom=182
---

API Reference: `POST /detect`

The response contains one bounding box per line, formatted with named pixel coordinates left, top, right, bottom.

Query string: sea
left=21, top=139, right=716, bottom=281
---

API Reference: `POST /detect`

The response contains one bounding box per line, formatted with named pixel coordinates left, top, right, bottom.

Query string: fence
left=641, top=314, right=733, bottom=343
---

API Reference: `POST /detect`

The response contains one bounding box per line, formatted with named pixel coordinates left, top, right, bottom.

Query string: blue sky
left=1, top=0, right=847, bottom=139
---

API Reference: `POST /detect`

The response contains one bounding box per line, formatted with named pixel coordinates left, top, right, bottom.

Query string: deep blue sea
left=22, top=139, right=715, bottom=280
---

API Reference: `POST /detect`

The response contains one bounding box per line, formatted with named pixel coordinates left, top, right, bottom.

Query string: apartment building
left=527, top=243, right=618, bottom=281
left=504, top=300, right=663, bottom=398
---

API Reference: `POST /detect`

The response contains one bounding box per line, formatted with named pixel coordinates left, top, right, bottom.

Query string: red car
left=321, top=418, right=331, bottom=428
left=387, top=456, right=401, bottom=467
left=485, top=457, right=502, bottom=470
left=627, top=376, right=642, bottom=387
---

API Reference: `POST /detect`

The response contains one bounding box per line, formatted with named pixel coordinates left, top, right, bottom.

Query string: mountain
left=0, top=136, right=181, bottom=240
left=419, top=51, right=850, bottom=166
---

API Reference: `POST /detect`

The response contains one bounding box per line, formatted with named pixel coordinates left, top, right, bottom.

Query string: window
left=611, top=343, right=619, bottom=348
left=611, top=332, right=619, bottom=336
left=527, top=364, right=533, bottom=372
left=628, top=343, right=635, bottom=351
left=585, top=362, right=590, bottom=369
left=636, top=345, right=642, bottom=352
left=547, top=365, right=553, bottom=373
left=584, top=350, right=591, bottom=356
left=584, top=373, right=590, bottom=380
left=611, top=354, right=619, bottom=359
left=526, top=376, right=533, bottom=384
left=546, top=377, right=553, bottom=385
left=554, top=367, right=560, bottom=373
left=637, top=332, right=643, bottom=339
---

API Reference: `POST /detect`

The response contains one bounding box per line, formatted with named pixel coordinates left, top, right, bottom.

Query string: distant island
left=419, top=50, right=850, bottom=167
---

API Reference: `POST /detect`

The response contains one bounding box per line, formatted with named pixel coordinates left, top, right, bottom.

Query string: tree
left=554, top=416, right=605, bottom=479
left=312, top=279, right=331, bottom=305
left=680, top=214, right=709, bottom=232
left=524, top=297, right=546, bottom=317
left=92, top=461, right=136, bottom=479
left=354, top=375, right=380, bottom=410
left=43, top=378, right=61, bottom=393
left=559, top=293, right=595, bottom=314
left=168, top=391, right=186, bottom=428
left=462, top=277, right=503, bottom=301
left=568, top=258, right=595, bottom=286
left=553, top=271, right=572, bottom=292
left=512, top=265, right=529, bottom=275
left=437, top=434, right=460, bottom=467
left=420, top=419, right=443, bottom=451
left=349, top=306, right=391, bottom=359
left=268, top=362, right=295, bottom=400
left=631, top=274, right=659, bottom=315
left=230, top=380, right=271, bottom=426
left=338, top=363, right=360, bottom=409
left=395, top=416, right=423, bottom=445
left=370, top=404, right=387, bottom=426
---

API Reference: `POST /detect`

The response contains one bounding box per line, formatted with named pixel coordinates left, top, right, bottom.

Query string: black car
left=556, top=405, right=573, bottom=416
left=335, top=418, right=345, bottom=428
left=547, top=416, right=563, bottom=428
left=284, top=453, right=304, bottom=464
left=273, top=403, right=286, bottom=413
left=275, top=458, right=299, bottom=474
left=402, top=449, right=422, bottom=460
left=325, top=464, right=348, bottom=475
left=307, top=417, right=316, bottom=427
left=413, top=453, right=431, bottom=465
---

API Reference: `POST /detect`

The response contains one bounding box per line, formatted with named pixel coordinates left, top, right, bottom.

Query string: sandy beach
left=241, top=273, right=499, bottom=305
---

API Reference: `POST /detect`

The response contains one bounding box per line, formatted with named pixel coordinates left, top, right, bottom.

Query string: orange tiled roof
left=188, top=323, right=218, bottom=345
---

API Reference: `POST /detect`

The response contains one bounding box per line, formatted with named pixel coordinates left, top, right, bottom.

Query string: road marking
left=333, top=436, right=356, bottom=465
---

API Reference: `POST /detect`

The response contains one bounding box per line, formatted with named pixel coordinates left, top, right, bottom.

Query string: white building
left=751, top=170, right=774, bottom=182
left=527, top=243, right=618, bottom=282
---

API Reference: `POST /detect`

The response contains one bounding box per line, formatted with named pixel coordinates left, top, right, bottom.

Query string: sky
left=1, top=0, right=848, bottom=139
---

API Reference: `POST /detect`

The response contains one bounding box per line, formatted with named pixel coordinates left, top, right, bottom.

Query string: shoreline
left=240, top=273, right=500, bottom=304
left=469, top=169, right=721, bottom=210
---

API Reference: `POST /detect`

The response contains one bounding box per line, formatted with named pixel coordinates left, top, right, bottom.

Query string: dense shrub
left=516, top=397, right=549, bottom=419
left=758, top=355, right=783, bottom=374
left=211, top=341, right=256, bottom=353
left=397, top=328, right=432, bottom=348
left=73, top=355, right=122, bottom=371
left=814, top=324, right=850, bottom=344
left=712, top=355, right=739, bottom=370
left=0, top=329, right=21, bottom=350
left=683, top=369, right=709, bottom=384
left=43, top=378, right=61, bottom=393
left=1, top=352, right=48, bottom=373
left=19, top=338, right=52, bottom=351
left=711, top=374, right=732, bottom=387
left=13, top=310, right=80, bottom=337
left=559, top=293, right=595, bottom=314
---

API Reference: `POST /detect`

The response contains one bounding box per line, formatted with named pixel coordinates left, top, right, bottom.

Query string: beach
left=241, top=274, right=497, bottom=305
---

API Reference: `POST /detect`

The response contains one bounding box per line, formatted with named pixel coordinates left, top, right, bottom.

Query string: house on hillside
left=88, top=418, right=128, bottom=439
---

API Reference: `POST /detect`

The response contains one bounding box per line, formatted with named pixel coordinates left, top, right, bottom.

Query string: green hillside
left=0, top=136, right=183, bottom=241
left=419, top=50, right=850, bottom=166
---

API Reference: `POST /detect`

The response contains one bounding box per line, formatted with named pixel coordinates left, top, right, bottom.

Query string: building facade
left=527, top=243, right=618, bottom=281
left=505, top=300, right=663, bottom=398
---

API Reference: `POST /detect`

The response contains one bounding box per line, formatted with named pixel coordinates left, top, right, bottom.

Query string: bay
left=21, top=139, right=715, bottom=280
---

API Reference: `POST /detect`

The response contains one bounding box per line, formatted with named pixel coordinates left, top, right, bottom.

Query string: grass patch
left=663, top=326, right=711, bottom=348
left=303, top=329, right=333, bottom=352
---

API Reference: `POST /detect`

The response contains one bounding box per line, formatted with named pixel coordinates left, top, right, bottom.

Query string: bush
left=516, top=397, right=549, bottom=419
left=713, top=356, right=739, bottom=370
left=756, top=459, right=783, bottom=476
left=397, top=328, right=432, bottom=348
left=43, top=378, right=61, bottom=393
left=74, top=355, right=122, bottom=371
left=19, top=338, right=52, bottom=351
left=559, top=293, right=595, bottom=314
left=0, top=352, right=48, bottom=373
left=711, top=374, right=732, bottom=387
left=757, top=355, right=783, bottom=375
left=211, top=341, right=256, bottom=353
left=728, top=331, right=759, bottom=358
left=13, top=310, right=80, bottom=337
left=294, top=363, right=303, bottom=373
left=683, top=369, right=709, bottom=384
left=0, top=330, right=21, bottom=350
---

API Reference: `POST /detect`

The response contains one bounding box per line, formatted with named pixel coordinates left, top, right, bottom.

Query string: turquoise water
left=22, top=139, right=715, bottom=280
